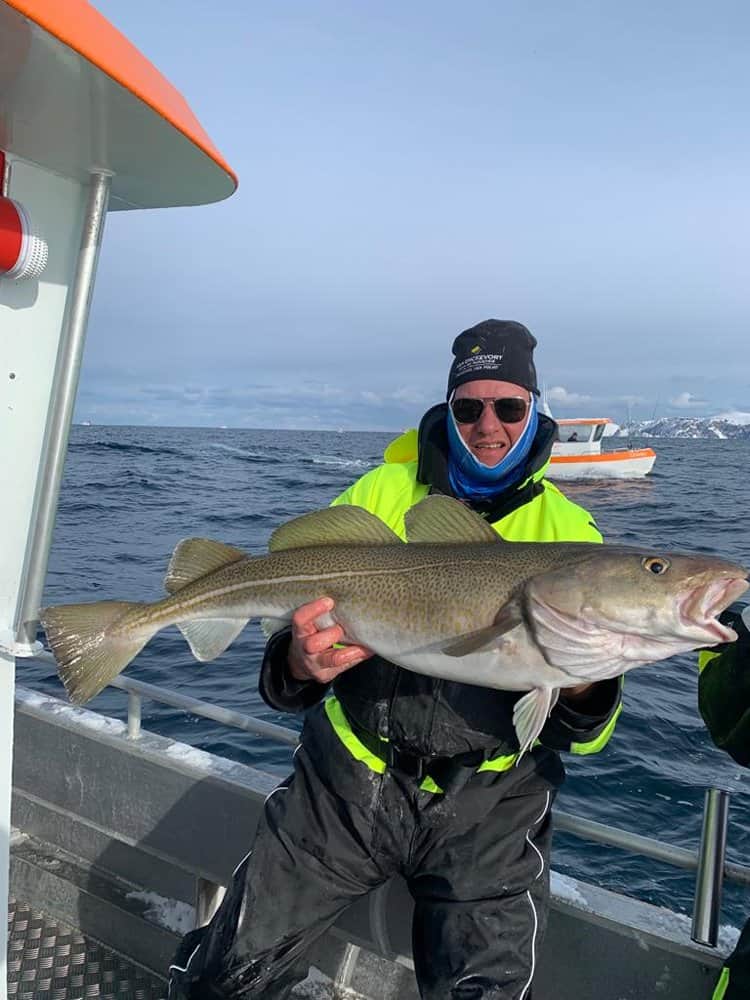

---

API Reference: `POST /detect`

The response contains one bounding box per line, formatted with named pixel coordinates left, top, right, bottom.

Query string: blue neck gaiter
left=447, top=396, right=539, bottom=500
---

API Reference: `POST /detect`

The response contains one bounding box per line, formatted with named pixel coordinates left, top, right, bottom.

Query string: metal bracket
left=0, top=628, right=44, bottom=658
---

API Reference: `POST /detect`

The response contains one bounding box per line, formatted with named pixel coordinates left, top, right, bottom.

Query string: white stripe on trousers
left=518, top=790, right=551, bottom=1000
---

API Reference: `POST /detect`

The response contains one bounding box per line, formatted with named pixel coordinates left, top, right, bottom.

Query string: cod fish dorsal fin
left=165, top=538, right=247, bottom=594
left=404, top=495, right=501, bottom=544
left=269, top=504, right=401, bottom=552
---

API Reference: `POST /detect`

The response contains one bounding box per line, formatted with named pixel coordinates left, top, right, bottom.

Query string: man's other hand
left=288, top=597, right=373, bottom=684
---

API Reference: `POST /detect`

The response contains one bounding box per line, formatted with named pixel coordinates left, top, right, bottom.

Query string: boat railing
left=26, top=649, right=750, bottom=949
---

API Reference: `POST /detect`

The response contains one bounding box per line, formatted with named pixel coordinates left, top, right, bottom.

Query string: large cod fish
left=40, top=496, right=748, bottom=754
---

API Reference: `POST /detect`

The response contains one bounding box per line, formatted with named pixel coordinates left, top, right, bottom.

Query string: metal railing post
left=195, top=879, right=225, bottom=927
left=691, top=788, right=730, bottom=946
left=127, top=691, right=142, bottom=739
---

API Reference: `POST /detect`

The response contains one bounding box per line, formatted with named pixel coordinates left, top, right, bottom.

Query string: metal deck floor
left=7, top=898, right=165, bottom=1000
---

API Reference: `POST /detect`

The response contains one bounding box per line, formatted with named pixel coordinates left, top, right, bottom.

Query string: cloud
left=359, top=386, right=429, bottom=406
left=714, top=410, right=750, bottom=425
left=669, top=392, right=707, bottom=408
left=75, top=374, right=432, bottom=431
left=545, top=385, right=592, bottom=406
left=390, top=386, right=430, bottom=406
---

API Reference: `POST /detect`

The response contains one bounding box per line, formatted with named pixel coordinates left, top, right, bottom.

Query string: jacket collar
left=416, top=403, right=557, bottom=520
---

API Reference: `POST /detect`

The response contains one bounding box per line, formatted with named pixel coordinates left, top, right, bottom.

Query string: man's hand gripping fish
left=40, top=496, right=748, bottom=755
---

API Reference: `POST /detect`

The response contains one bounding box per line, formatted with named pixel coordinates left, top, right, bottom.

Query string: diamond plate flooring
left=7, top=898, right=165, bottom=1000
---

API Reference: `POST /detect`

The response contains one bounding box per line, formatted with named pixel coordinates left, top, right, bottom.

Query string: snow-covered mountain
left=619, top=413, right=750, bottom=440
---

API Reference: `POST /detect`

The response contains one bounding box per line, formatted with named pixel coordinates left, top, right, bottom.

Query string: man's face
left=452, top=379, right=531, bottom=467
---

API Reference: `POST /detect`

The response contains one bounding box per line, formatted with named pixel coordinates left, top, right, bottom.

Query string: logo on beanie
left=470, top=345, right=481, bottom=354
left=453, top=350, right=505, bottom=379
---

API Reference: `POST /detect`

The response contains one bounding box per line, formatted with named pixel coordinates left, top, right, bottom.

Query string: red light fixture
left=0, top=152, right=48, bottom=281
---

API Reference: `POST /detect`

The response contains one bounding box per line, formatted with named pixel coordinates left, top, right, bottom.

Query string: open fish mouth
left=680, top=576, right=749, bottom=643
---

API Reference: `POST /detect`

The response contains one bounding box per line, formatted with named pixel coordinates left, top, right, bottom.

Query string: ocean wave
left=310, top=455, right=375, bottom=469
left=205, top=442, right=281, bottom=464
left=203, top=512, right=274, bottom=528
left=69, top=441, right=185, bottom=458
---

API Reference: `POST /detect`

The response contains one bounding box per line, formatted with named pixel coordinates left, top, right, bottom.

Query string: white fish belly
left=355, top=620, right=578, bottom=691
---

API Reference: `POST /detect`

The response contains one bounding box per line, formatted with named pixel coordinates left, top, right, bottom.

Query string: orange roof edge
left=7, top=0, right=237, bottom=190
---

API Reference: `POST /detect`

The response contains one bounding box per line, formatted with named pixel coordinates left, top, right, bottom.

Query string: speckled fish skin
left=120, top=538, right=742, bottom=680
left=40, top=495, right=748, bottom=721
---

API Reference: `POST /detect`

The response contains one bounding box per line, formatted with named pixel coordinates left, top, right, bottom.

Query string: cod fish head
left=524, top=547, right=748, bottom=678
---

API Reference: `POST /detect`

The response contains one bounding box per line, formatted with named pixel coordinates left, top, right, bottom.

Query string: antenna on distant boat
left=540, top=381, right=553, bottom=418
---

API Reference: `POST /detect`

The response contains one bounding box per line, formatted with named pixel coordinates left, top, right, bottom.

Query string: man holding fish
left=700, top=605, right=750, bottom=1000
left=121, top=320, right=741, bottom=999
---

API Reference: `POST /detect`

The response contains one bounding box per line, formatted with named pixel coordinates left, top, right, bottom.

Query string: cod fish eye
left=642, top=556, right=670, bottom=575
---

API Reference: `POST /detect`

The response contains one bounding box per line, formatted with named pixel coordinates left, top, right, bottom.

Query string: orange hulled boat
left=548, top=418, right=656, bottom=480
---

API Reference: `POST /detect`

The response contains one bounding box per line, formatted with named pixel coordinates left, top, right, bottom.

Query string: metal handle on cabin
left=691, top=787, right=729, bottom=947
left=14, top=172, right=111, bottom=647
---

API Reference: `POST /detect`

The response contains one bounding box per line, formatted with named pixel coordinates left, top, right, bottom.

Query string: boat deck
left=7, top=898, right=165, bottom=1000
left=9, top=687, right=741, bottom=1000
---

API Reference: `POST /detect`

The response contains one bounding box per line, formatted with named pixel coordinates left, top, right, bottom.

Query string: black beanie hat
left=447, top=319, right=539, bottom=399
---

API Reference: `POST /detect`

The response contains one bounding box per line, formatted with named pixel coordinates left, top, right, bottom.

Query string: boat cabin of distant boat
left=548, top=418, right=656, bottom=480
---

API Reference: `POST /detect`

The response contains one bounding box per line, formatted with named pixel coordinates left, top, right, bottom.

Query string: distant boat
left=548, top=418, right=656, bottom=480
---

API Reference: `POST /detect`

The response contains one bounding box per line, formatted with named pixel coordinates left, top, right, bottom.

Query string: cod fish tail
left=40, top=600, right=154, bottom=705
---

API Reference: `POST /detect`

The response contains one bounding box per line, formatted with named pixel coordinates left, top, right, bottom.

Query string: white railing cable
left=555, top=807, right=749, bottom=889
left=30, top=649, right=299, bottom=747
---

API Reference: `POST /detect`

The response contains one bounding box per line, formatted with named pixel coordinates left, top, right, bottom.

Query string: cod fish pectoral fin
left=513, top=687, right=559, bottom=759
left=442, top=602, right=524, bottom=657
left=165, top=538, right=247, bottom=594
left=177, top=618, right=249, bottom=661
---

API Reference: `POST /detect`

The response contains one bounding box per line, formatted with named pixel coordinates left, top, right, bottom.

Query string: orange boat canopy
left=0, top=0, right=237, bottom=208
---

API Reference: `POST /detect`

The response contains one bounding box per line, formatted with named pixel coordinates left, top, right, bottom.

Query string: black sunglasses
left=450, top=396, right=529, bottom=425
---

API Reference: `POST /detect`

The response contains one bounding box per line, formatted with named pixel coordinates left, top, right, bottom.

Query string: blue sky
left=79, top=0, right=750, bottom=430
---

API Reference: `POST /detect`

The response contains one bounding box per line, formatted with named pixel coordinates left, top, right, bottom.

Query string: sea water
left=24, top=425, right=750, bottom=927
